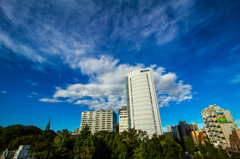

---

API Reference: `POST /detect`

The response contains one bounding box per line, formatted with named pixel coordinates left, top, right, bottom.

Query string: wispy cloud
left=39, top=98, right=62, bottom=103
left=0, top=0, right=206, bottom=72
left=25, top=80, right=38, bottom=86
left=2, top=91, right=7, bottom=94
left=229, top=74, right=240, bottom=84
left=27, top=92, right=39, bottom=98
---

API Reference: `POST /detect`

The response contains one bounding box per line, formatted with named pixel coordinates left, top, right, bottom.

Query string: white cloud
left=25, top=79, right=38, bottom=86
left=230, top=74, right=240, bottom=84
left=39, top=98, right=62, bottom=103
left=31, top=83, right=38, bottom=86
left=47, top=55, right=192, bottom=111
left=31, top=92, right=38, bottom=95
left=2, top=91, right=7, bottom=94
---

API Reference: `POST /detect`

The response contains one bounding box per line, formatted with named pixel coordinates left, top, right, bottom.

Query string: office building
left=119, top=106, right=128, bottom=133
left=201, top=105, right=238, bottom=147
left=171, top=121, right=199, bottom=142
left=126, top=68, right=163, bottom=137
left=80, top=109, right=117, bottom=134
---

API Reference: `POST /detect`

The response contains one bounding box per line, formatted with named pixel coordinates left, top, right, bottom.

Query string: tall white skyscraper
left=126, top=68, right=163, bottom=137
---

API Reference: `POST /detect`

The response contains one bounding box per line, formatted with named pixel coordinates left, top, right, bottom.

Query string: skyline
left=0, top=0, right=240, bottom=132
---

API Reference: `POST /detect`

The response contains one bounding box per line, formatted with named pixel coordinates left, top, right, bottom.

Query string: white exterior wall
left=119, top=106, right=128, bottom=133
left=126, top=68, right=163, bottom=137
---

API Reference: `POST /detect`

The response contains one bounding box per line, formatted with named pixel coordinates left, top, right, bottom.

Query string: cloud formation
left=39, top=55, right=192, bottom=111
left=2, top=91, right=7, bottom=94
left=39, top=98, right=62, bottom=103
left=25, top=80, right=38, bottom=86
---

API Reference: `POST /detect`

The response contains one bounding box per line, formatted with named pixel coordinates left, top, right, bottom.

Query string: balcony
left=216, top=128, right=222, bottom=132
left=218, top=134, right=224, bottom=138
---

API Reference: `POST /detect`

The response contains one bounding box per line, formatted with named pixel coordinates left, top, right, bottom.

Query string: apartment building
left=201, top=105, right=237, bottom=147
left=119, top=106, right=128, bottom=133
left=80, top=109, right=117, bottom=134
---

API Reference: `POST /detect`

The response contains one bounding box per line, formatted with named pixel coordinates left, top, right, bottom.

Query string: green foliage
left=133, top=140, right=148, bottom=159
left=161, top=134, right=183, bottom=159
left=205, top=139, right=219, bottom=159
left=101, top=131, right=130, bottom=159
left=193, top=153, right=202, bottom=159
left=218, top=145, right=230, bottom=159
left=184, top=136, right=196, bottom=155
left=231, top=152, right=240, bottom=159
left=198, top=140, right=207, bottom=158
left=133, top=133, right=183, bottom=159
left=80, top=135, right=102, bottom=159
left=53, top=129, right=72, bottom=158
left=121, top=128, right=148, bottom=153
left=0, top=125, right=42, bottom=151
left=10, top=134, right=54, bottom=152
left=74, top=125, right=91, bottom=151
left=134, top=134, right=164, bottom=159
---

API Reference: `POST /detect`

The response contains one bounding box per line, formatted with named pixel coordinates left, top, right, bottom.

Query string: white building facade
left=119, top=106, right=128, bottom=133
left=126, top=68, right=163, bottom=137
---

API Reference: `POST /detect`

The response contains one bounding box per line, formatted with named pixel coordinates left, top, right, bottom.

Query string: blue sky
left=0, top=0, right=240, bottom=132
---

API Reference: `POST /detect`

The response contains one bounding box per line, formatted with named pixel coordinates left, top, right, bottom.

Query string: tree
left=9, top=134, right=54, bottom=152
left=198, top=140, right=207, bottom=158
left=218, top=145, right=230, bottom=159
left=205, top=138, right=219, bottom=159
left=53, top=129, right=72, bottom=158
left=161, top=133, right=183, bottom=159
left=231, top=152, right=240, bottom=159
left=133, top=140, right=148, bottom=159
left=184, top=136, right=196, bottom=156
left=79, top=135, right=102, bottom=159
left=74, top=125, right=91, bottom=152
left=193, top=153, right=202, bottom=159
left=0, top=125, right=42, bottom=151
left=103, top=131, right=130, bottom=159
left=121, top=129, right=148, bottom=153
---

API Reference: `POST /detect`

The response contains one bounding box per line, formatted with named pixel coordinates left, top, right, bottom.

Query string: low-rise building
left=190, top=130, right=205, bottom=145
left=229, top=128, right=240, bottom=150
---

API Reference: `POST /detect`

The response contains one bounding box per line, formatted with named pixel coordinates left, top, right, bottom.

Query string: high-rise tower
left=126, top=68, right=163, bottom=137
